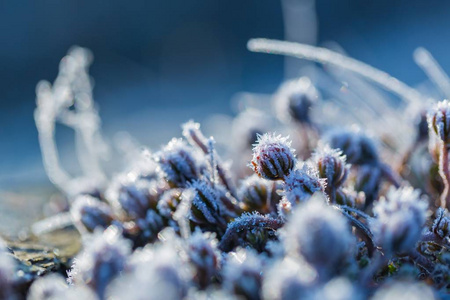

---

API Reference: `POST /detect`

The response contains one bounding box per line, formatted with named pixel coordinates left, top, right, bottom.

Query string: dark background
left=1, top=0, right=450, bottom=189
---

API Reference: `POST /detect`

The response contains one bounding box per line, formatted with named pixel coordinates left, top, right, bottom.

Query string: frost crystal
left=251, top=133, right=296, bottom=180
left=372, top=187, right=428, bottom=254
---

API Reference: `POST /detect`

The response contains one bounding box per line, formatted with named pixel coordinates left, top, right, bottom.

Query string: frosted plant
left=428, top=100, right=450, bottom=208
left=222, top=248, right=263, bottom=300
left=219, top=212, right=282, bottom=252
left=105, top=173, right=161, bottom=219
left=274, top=76, right=319, bottom=126
left=182, top=120, right=237, bottom=197
left=282, top=164, right=325, bottom=205
left=313, top=144, right=349, bottom=203
left=67, top=226, right=131, bottom=299
left=186, top=229, right=220, bottom=289
left=250, top=133, right=297, bottom=180
left=188, top=179, right=229, bottom=235
left=70, top=195, right=115, bottom=233
left=155, top=138, right=201, bottom=188
left=238, top=174, right=279, bottom=214
left=27, top=274, right=68, bottom=300
left=431, top=208, right=450, bottom=240
left=282, top=194, right=355, bottom=281
left=34, top=46, right=109, bottom=197
left=371, top=186, right=428, bottom=255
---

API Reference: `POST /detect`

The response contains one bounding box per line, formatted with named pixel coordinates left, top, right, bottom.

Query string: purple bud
left=67, top=226, right=132, bottom=299
left=274, top=77, right=319, bottom=125
left=238, top=174, right=280, bottom=214
left=325, top=128, right=379, bottom=166
left=156, top=138, right=200, bottom=188
left=372, top=187, right=428, bottom=254
left=282, top=165, right=326, bottom=205
left=313, top=145, right=349, bottom=190
left=71, top=195, right=115, bottom=233
left=251, top=133, right=296, bottom=180
left=187, top=229, right=220, bottom=289
left=223, top=249, right=263, bottom=300
left=432, top=208, right=450, bottom=239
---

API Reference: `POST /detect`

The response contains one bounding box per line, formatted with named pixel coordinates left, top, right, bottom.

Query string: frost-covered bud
left=67, top=226, right=131, bottom=299
left=313, top=145, right=349, bottom=189
left=325, top=128, right=379, bottom=166
left=106, top=174, right=161, bottom=219
left=156, top=138, right=200, bottom=187
left=428, top=100, right=450, bottom=145
left=371, top=281, right=436, bottom=300
left=274, top=77, right=319, bottom=125
left=372, top=187, right=428, bottom=254
left=282, top=165, right=325, bottom=204
left=223, top=249, right=263, bottom=300
left=129, top=210, right=165, bottom=246
left=71, top=195, right=115, bottom=233
left=189, top=180, right=228, bottom=234
left=187, top=229, right=220, bottom=289
left=219, top=212, right=282, bottom=252
left=251, top=133, right=296, bottom=180
left=282, top=195, right=354, bottom=280
left=157, top=188, right=183, bottom=220
left=432, top=208, right=450, bottom=239
left=355, top=164, right=383, bottom=208
left=27, top=273, right=68, bottom=300
left=238, top=174, right=279, bottom=214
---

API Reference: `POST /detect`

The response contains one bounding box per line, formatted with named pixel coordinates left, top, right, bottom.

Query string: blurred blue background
left=1, top=0, right=450, bottom=189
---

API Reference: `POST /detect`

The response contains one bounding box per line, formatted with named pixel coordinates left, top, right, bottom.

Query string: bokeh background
left=1, top=0, right=450, bottom=193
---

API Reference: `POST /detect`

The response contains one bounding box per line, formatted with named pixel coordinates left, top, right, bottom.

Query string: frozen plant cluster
left=2, top=38, right=450, bottom=299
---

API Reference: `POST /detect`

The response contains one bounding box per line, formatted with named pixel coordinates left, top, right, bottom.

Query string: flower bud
left=187, top=229, right=220, bottom=289
left=156, top=138, right=200, bottom=187
left=71, top=195, right=115, bottom=233
left=67, top=226, right=132, bottom=299
left=282, top=195, right=354, bottom=279
left=325, top=128, right=378, bottom=166
left=274, top=77, right=319, bottom=125
left=189, top=180, right=228, bottom=234
left=106, top=174, right=162, bottom=220
left=282, top=165, right=325, bottom=204
left=432, top=208, right=450, bottom=239
left=223, top=249, right=263, bottom=300
left=371, top=187, right=428, bottom=254
left=251, top=133, right=296, bottom=180
left=238, top=174, right=279, bottom=214
left=428, top=100, right=450, bottom=145
left=313, top=145, right=349, bottom=189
